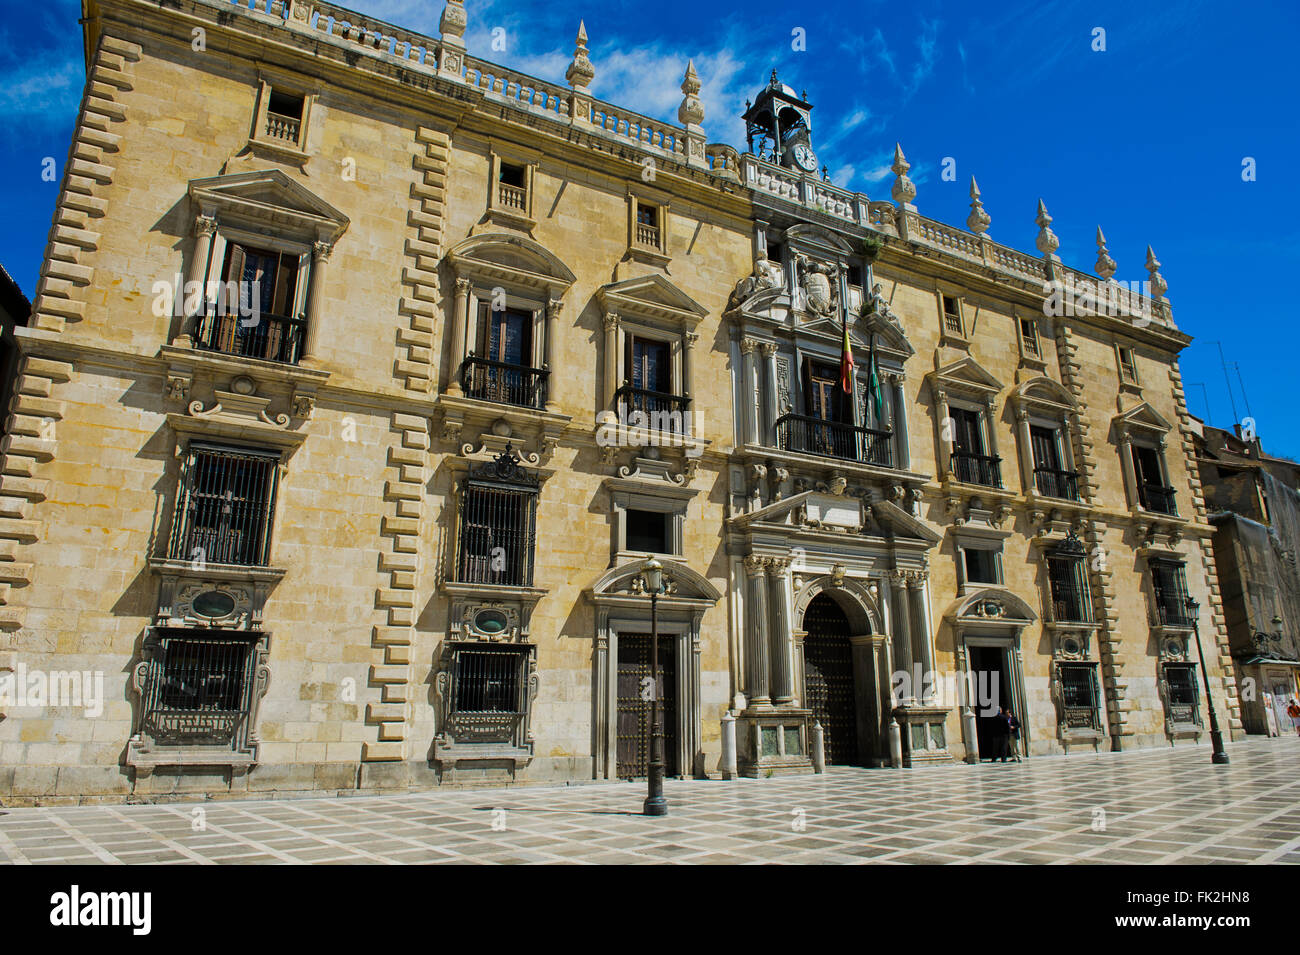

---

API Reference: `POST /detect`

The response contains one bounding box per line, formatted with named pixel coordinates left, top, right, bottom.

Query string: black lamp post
left=641, top=557, right=669, bottom=816
left=1185, top=595, right=1230, bottom=765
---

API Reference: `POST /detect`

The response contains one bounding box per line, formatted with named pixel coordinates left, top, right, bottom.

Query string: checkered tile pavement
left=2, top=738, right=1298, bottom=864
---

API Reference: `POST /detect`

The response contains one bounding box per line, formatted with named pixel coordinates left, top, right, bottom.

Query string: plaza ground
left=0, top=737, right=1297, bottom=864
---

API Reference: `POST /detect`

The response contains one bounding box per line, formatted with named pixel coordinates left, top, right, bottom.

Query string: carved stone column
left=447, top=278, right=471, bottom=395
left=760, top=342, right=779, bottom=447
left=890, top=373, right=910, bottom=470
left=1119, top=430, right=1137, bottom=507
left=935, top=388, right=952, bottom=479
left=890, top=572, right=914, bottom=702
left=908, top=573, right=934, bottom=702
left=544, top=298, right=561, bottom=412
left=744, top=556, right=771, bottom=705
left=740, top=338, right=759, bottom=446
left=603, top=311, right=621, bottom=412
left=181, top=214, right=217, bottom=344
left=1016, top=407, right=1034, bottom=493
left=301, top=240, right=332, bottom=362
left=767, top=558, right=794, bottom=704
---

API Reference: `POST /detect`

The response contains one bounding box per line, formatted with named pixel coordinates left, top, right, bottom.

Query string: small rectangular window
left=766, top=241, right=784, bottom=264
left=1059, top=663, right=1100, bottom=730
left=941, top=295, right=962, bottom=335
left=169, top=445, right=280, bottom=568
left=963, top=548, right=1000, bottom=585
left=498, top=162, right=526, bottom=188
left=1019, top=318, right=1040, bottom=357
left=634, top=203, right=661, bottom=249
left=1118, top=346, right=1138, bottom=383
left=626, top=509, right=670, bottom=554
left=452, top=646, right=527, bottom=715
left=264, top=89, right=304, bottom=143
left=847, top=265, right=863, bottom=288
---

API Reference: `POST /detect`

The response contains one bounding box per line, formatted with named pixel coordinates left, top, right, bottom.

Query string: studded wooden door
left=802, top=594, right=860, bottom=765
left=616, top=633, right=678, bottom=780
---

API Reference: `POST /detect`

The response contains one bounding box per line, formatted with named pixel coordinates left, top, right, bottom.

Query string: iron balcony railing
left=1138, top=481, right=1178, bottom=515
left=775, top=413, right=894, bottom=467
left=194, top=310, right=304, bottom=365
left=140, top=631, right=258, bottom=746
left=950, top=450, right=1003, bottom=488
left=1034, top=466, right=1081, bottom=501
left=1153, top=596, right=1196, bottom=628
left=615, top=385, right=690, bottom=434
left=168, top=447, right=279, bottom=567
left=461, top=357, right=548, bottom=410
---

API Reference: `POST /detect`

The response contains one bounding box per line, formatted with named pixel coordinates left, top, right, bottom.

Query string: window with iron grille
left=1151, top=559, right=1193, bottom=626
left=1058, top=663, right=1101, bottom=730
left=1164, top=662, right=1201, bottom=725
left=168, top=444, right=281, bottom=567
left=139, top=629, right=260, bottom=748
left=454, top=449, right=539, bottom=588
left=444, top=642, right=533, bottom=745
left=1047, top=556, right=1092, bottom=622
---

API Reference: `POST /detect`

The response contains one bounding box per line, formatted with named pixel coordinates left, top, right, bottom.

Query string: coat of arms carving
left=796, top=255, right=840, bottom=318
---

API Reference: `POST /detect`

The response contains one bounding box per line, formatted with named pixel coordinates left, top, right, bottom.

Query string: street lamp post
left=1185, top=595, right=1230, bottom=765
left=641, top=556, right=669, bottom=816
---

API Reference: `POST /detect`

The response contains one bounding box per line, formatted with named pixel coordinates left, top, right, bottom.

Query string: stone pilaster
left=767, top=558, right=794, bottom=704
left=744, top=556, right=771, bottom=705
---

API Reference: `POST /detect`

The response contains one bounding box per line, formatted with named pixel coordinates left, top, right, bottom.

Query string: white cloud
left=0, top=54, right=81, bottom=123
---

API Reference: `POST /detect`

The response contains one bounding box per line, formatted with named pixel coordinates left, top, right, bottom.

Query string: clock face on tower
left=791, top=142, right=818, bottom=172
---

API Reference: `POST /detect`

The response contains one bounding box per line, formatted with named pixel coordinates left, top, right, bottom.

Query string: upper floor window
left=1045, top=536, right=1092, bottom=623
left=1019, top=318, right=1041, bottom=359
left=168, top=444, right=281, bottom=568
left=265, top=90, right=304, bottom=143
left=249, top=79, right=313, bottom=157
left=454, top=449, right=539, bottom=589
left=957, top=541, right=1002, bottom=588
left=617, top=332, right=686, bottom=433
left=486, top=151, right=538, bottom=228
left=1030, top=424, right=1079, bottom=501
left=949, top=405, right=1002, bottom=488
left=464, top=302, right=546, bottom=409
left=627, top=191, right=671, bottom=264
left=1117, top=345, right=1139, bottom=385
left=941, top=294, right=964, bottom=338
left=1133, top=443, right=1177, bottom=515
left=1150, top=559, right=1193, bottom=628
left=195, top=242, right=307, bottom=365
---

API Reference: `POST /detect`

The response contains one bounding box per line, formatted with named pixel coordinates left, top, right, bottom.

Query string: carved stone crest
left=796, top=256, right=840, bottom=317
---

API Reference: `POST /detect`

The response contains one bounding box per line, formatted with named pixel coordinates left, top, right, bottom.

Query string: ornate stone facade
left=0, top=0, right=1239, bottom=802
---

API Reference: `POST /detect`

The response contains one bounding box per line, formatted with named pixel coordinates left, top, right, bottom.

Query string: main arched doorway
left=803, top=593, right=861, bottom=765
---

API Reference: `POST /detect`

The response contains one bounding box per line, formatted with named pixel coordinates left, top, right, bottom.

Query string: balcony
left=1034, top=466, right=1081, bottom=501
left=1153, top=596, right=1195, bottom=629
left=775, top=413, right=894, bottom=467
left=635, top=222, right=660, bottom=248
left=194, top=310, right=304, bottom=365
left=264, top=111, right=300, bottom=143
left=616, top=385, right=690, bottom=434
left=950, top=450, right=1003, bottom=488
left=1138, top=482, right=1178, bottom=515
left=462, top=357, right=548, bottom=410
left=498, top=181, right=527, bottom=211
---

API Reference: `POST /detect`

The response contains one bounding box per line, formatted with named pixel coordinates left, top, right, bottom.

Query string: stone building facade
left=0, top=0, right=1241, bottom=803
left=1194, top=423, right=1300, bottom=735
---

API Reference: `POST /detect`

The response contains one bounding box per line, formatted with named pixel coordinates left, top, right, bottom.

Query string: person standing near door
left=1007, top=708, right=1022, bottom=762
left=1287, top=698, right=1300, bottom=738
left=990, top=705, right=1012, bottom=762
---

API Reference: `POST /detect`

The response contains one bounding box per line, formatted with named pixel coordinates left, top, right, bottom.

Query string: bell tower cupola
left=743, top=70, right=817, bottom=175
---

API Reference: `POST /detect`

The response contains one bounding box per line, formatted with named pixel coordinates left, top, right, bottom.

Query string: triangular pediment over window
left=729, top=490, right=942, bottom=545
left=189, top=169, right=349, bottom=243
left=1113, top=401, right=1174, bottom=435
left=597, top=274, right=708, bottom=328
left=448, top=233, right=576, bottom=294
left=928, top=355, right=1004, bottom=398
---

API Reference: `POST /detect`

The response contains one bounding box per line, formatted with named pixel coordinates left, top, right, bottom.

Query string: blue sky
left=4, top=0, right=1299, bottom=452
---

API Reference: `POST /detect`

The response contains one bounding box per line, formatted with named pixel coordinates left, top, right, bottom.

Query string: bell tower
left=743, top=71, right=817, bottom=175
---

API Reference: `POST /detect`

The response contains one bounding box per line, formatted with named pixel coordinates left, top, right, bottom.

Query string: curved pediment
left=944, top=588, right=1037, bottom=626
left=784, top=223, right=856, bottom=255
left=858, top=311, right=915, bottom=359
left=1112, top=400, right=1174, bottom=435
left=597, top=273, right=708, bottom=328
left=587, top=558, right=722, bottom=604
left=1014, top=375, right=1078, bottom=412
left=189, top=169, right=349, bottom=242
left=448, top=233, right=576, bottom=293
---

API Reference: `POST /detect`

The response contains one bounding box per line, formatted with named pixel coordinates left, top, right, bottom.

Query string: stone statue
left=730, top=256, right=785, bottom=306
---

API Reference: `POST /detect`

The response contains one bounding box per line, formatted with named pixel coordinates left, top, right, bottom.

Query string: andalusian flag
left=838, top=312, right=854, bottom=393
left=866, top=333, right=885, bottom=428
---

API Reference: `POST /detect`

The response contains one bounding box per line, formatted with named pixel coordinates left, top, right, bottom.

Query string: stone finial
left=890, top=143, right=917, bottom=206
left=1146, top=245, right=1168, bottom=299
left=678, top=59, right=704, bottom=127
left=966, top=176, right=991, bottom=235
left=1034, top=199, right=1060, bottom=258
left=439, top=0, right=466, bottom=44
left=566, top=21, right=595, bottom=90
left=1094, top=226, right=1117, bottom=280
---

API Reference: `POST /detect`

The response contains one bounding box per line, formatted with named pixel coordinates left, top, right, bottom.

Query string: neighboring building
left=0, top=0, right=1240, bottom=803
left=0, top=264, right=32, bottom=441
left=1194, top=421, right=1300, bottom=735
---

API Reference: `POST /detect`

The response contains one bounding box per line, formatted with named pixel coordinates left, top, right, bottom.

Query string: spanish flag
left=838, top=312, right=854, bottom=394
